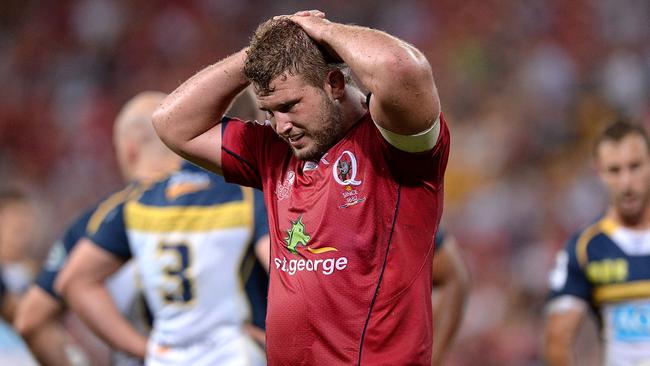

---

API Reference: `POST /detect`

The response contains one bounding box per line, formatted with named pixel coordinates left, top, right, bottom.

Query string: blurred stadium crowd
left=1, top=0, right=649, bottom=365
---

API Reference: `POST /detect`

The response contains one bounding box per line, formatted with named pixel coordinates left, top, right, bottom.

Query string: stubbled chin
left=618, top=201, right=644, bottom=220
left=291, top=145, right=323, bottom=161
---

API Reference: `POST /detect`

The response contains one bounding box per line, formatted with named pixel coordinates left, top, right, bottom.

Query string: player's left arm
left=431, top=235, right=470, bottom=366
left=13, top=286, right=73, bottom=366
left=290, top=10, right=441, bottom=151
left=55, top=239, right=147, bottom=359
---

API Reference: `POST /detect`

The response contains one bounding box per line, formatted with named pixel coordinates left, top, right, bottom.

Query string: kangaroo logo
left=284, top=216, right=337, bottom=254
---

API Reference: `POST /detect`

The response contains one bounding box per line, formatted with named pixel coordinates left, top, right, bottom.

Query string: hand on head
left=273, top=10, right=330, bottom=44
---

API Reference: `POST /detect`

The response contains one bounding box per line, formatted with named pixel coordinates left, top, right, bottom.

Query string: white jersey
left=89, top=163, right=269, bottom=366
left=548, top=217, right=650, bottom=365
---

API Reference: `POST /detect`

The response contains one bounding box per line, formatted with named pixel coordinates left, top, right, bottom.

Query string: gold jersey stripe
left=576, top=217, right=620, bottom=268
left=125, top=200, right=252, bottom=232
left=576, top=222, right=602, bottom=268
left=594, top=280, right=650, bottom=304
left=87, top=184, right=147, bottom=235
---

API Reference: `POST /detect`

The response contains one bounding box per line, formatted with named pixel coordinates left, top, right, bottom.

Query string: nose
left=274, top=113, right=293, bottom=135
left=621, top=169, right=633, bottom=186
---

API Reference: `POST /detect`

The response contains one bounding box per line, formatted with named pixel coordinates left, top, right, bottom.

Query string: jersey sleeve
left=220, top=117, right=265, bottom=190
left=87, top=201, right=132, bottom=260
left=252, top=189, right=269, bottom=243
left=377, top=113, right=450, bottom=186
left=547, top=234, right=592, bottom=303
left=34, top=206, right=95, bottom=299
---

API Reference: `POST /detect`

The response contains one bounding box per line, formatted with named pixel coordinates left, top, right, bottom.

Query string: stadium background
left=1, top=0, right=649, bottom=365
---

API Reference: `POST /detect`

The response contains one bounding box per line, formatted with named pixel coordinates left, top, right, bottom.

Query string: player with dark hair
left=545, top=120, right=650, bottom=365
left=153, top=10, right=449, bottom=365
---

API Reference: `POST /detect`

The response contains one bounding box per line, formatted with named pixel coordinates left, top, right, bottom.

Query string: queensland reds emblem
left=332, top=151, right=361, bottom=186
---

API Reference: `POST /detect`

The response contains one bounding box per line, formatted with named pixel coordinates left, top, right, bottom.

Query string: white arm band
left=374, top=115, right=441, bottom=153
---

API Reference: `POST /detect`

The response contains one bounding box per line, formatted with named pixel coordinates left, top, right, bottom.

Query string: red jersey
left=221, top=112, right=450, bottom=365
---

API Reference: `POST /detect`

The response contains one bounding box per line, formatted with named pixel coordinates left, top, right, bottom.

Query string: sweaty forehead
left=256, top=74, right=309, bottom=107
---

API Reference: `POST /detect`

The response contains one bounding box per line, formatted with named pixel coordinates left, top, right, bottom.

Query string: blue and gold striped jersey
left=89, top=161, right=269, bottom=348
left=549, top=216, right=650, bottom=364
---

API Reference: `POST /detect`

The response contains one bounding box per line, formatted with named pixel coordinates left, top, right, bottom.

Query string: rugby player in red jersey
left=153, top=10, right=449, bottom=365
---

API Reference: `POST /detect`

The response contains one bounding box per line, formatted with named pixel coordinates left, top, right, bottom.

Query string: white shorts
left=145, top=327, right=265, bottom=366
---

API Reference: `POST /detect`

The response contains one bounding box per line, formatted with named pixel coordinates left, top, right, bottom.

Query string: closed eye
left=278, top=101, right=297, bottom=113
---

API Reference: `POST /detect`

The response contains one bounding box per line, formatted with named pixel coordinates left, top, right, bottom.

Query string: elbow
left=151, top=103, right=193, bottom=157
left=373, top=46, right=440, bottom=120
left=13, top=311, right=34, bottom=338
left=151, top=106, right=170, bottom=144
left=380, top=45, right=433, bottom=87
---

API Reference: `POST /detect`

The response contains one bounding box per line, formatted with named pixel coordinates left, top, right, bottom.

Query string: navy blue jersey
left=548, top=217, right=650, bottom=306
left=34, top=206, right=96, bottom=299
left=548, top=216, right=650, bottom=363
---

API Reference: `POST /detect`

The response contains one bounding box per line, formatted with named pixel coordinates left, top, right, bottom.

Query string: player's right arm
left=55, top=238, right=147, bottom=358
left=56, top=194, right=147, bottom=358
left=544, top=304, right=587, bottom=366
left=543, top=238, right=593, bottom=366
left=152, top=49, right=250, bottom=175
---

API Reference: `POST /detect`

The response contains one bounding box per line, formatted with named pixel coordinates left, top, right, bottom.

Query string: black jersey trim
left=357, top=184, right=401, bottom=365
left=221, top=146, right=262, bottom=183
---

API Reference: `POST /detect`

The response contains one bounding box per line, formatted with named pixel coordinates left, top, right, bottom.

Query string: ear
left=325, top=70, right=346, bottom=100
left=126, top=140, right=139, bottom=166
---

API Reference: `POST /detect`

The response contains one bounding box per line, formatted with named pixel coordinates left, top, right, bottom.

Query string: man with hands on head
left=153, top=10, right=449, bottom=365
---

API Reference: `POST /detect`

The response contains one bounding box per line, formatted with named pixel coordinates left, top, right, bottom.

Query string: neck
left=129, top=157, right=180, bottom=183
left=340, top=87, right=368, bottom=130
left=607, top=206, right=650, bottom=230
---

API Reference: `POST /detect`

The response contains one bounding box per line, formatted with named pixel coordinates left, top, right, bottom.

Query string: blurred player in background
left=0, top=189, right=39, bottom=320
left=431, top=229, right=470, bottom=366
left=13, top=91, right=181, bottom=366
left=153, top=9, right=448, bottom=365
left=545, top=120, right=650, bottom=365
left=57, top=89, right=270, bottom=366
